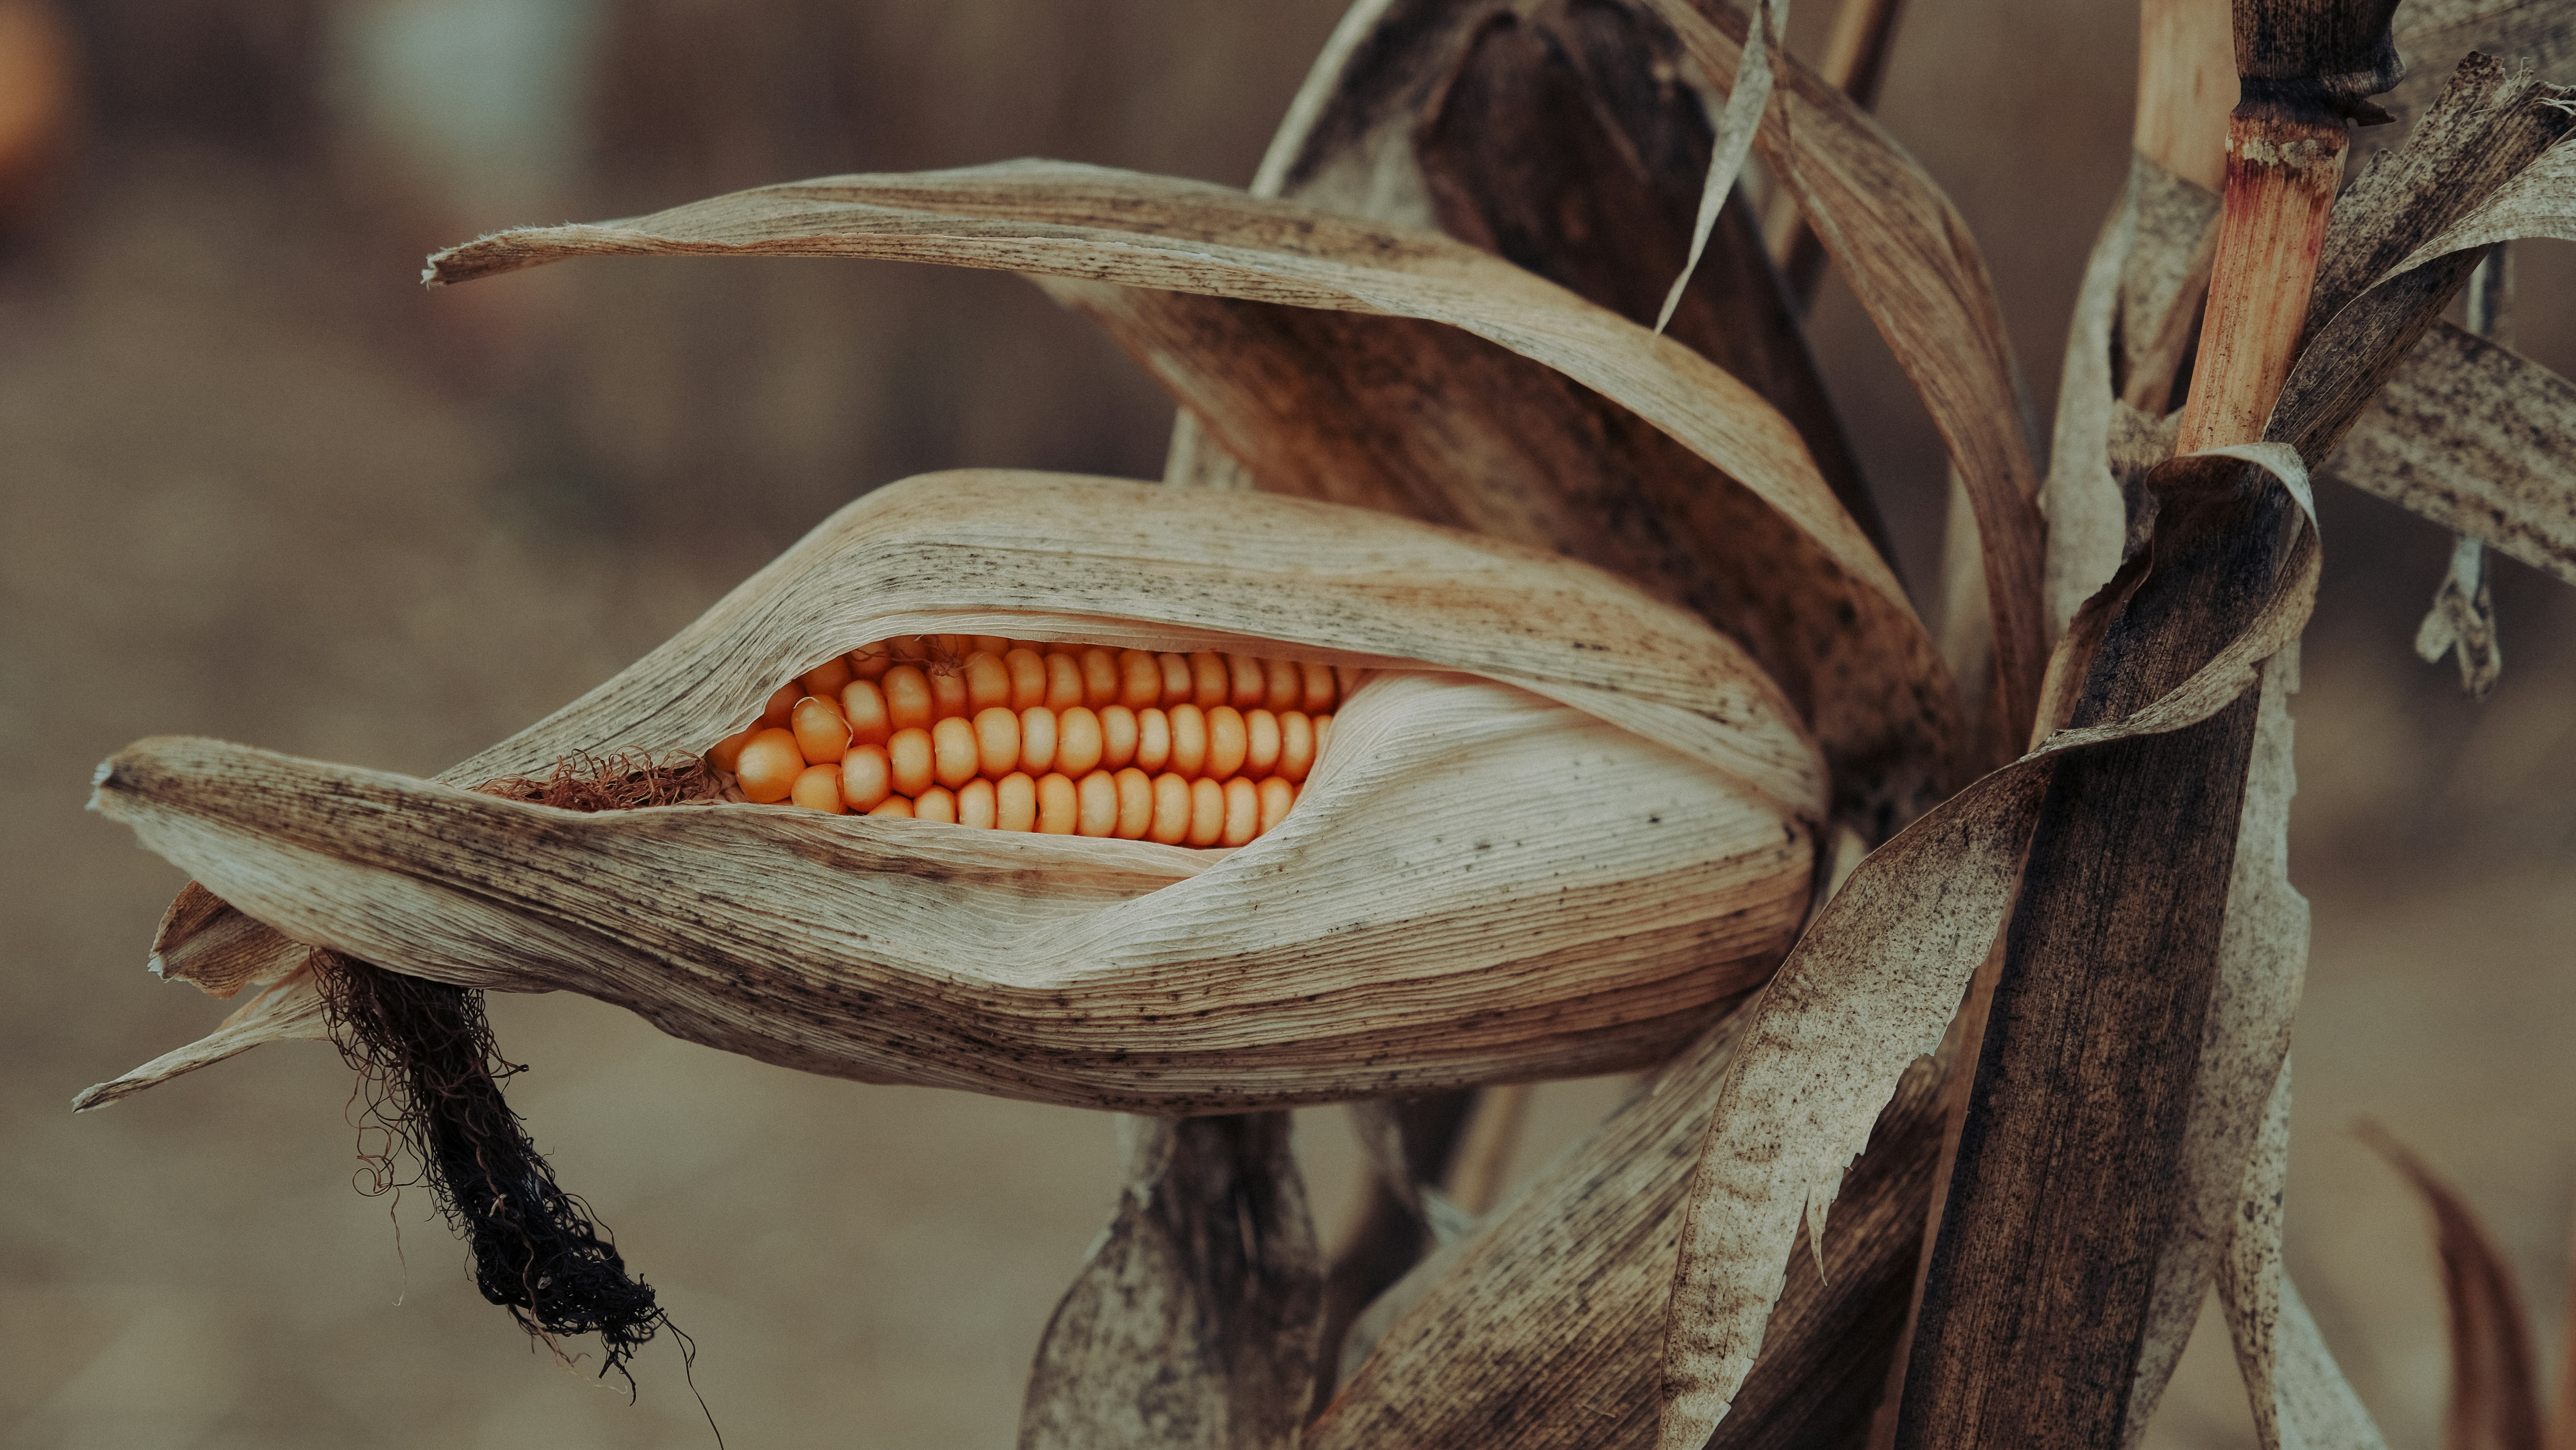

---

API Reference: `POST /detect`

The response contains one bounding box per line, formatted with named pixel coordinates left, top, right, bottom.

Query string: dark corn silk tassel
left=318, top=950, right=677, bottom=1386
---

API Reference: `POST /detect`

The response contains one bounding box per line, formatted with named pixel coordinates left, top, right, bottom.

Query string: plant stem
left=2173, top=103, right=2346, bottom=450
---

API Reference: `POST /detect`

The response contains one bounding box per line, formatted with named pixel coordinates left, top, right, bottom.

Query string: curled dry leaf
left=91, top=471, right=1822, bottom=1113
left=1649, top=0, right=2049, bottom=749
left=1309, top=1000, right=1950, bottom=1450
left=428, top=143, right=1951, bottom=833
left=1094, top=0, right=1932, bottom=834
left=1652, top=442, right=2318, bottom=1450
left=2362, top=1122, right=2548, bottom=1450
left=2221, top=1058, right=2394, bottom=1450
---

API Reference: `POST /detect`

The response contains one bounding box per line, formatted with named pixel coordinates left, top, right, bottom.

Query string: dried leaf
left=2416, top=535, right=2504, bottom=696
left=1071, top=0, right=1933, bottom=831
left=1308, top=1005, right=1948, bottom=1449
left=2121, top=643, right=2310, bottom=1442
left=2219, top=1058, right=2393, bottom=1450
left=1020, top=1113, right=1320, bottom=1450
left=1652, top=0, right=1780, bottom=334
left=2272, top=55, right=2576, bottom=464
left=2362, top=1122, right=2547, bottom=1450
left=2333, top=319, right=2576, bottom=587
left=2383, top=0, right=2576, bottom=135
left=93, top=473, right=1821, bottom=1112
left=1649, top=0, right=2049, bottom=745
left=1653, top=442, right=2318, bottom=1450
left=72, top=960, right=327, bottom=1111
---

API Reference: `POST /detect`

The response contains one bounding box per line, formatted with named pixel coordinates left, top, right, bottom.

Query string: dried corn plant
left=71, top=0, right=2576, bottom=1443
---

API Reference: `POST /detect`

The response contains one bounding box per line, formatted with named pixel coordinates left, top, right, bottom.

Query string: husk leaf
left=1651, top=441, right=2318, bottom=1450
left=92, top=471, right=1820, bottom=1113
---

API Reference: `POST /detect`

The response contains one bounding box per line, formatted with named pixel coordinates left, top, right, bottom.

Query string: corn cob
left=706, top=635, right=1347, bottom=845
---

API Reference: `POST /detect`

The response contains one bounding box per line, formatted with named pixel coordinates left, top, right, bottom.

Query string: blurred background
left=2, top=0, right=2570, bottom=1445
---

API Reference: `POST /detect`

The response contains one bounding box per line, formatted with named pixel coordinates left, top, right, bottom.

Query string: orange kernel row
left=707, top=635, right=1351, bottom=845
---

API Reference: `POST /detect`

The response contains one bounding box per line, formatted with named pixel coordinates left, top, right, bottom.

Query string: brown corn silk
left=92, top=472, right=1823, bottom=1114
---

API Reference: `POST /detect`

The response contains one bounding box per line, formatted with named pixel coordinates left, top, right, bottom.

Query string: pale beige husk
left=87, top=470, right=1823, bottom=1113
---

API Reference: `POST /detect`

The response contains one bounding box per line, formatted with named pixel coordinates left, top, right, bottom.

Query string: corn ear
left=90, top=471, right=1823, bottom=1112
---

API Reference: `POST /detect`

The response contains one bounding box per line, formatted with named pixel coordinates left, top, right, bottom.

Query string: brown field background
left=3, top=1, right=2571, bottom=1445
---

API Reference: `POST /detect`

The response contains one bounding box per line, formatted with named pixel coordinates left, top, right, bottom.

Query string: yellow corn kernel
left=1186, top=777, right=1225, bottom=847
left=1205, top=706, right=1248, bottom=780
left=759, top=681, right=801, bottom=729
left=1227, top=654, right=1265, bottom=709
left=1076, top=770, right=1118, bottom=836
left=968, top=634, right=1012, bottom=657
left=1057, top=706, right=1104, bottom=777
left=964, top=651, right=1012, bottom=713
left=1298, top=661, right=1335, bottom=714
left=1118, top=650, right=1160, bottom=709
left=791, top=763, right=847, bottom=813
left=957, top=777, right=998, bottom=829
left=1257, top=777, right=1295, bottom=834
left=1187, top=652, right=1228, bottom=708
left=1113, top=768, right=1153, bottom=839
left=1262, top=657, right=1300, bottom=712
left=842, top=745, right=893, bottom=811
left=1099, top=705, right=1139, bottom=771
left=1156, top=652, right=1192, bottom=705
left=1135, top=707, right=1172, bottom=773
left=1243, top=708, right=1281, bottom=779
left=1043, top=652, right=1084, bottom=711
left=1037, top=772, right=1078, bottom=834
left=841, top=679, right=893, bottom=746
left=1004, top=648, right=1047, bottom=710
left=868, top=795, right=914, bottom=819
left=1168, top=704, right=1208, bottom=777
left=735, top=727, right=804, bottom=803
left=1019, top=706, right=1058, bottom=774
left=848, top=642, right=893, bottom=681
left=915, top=786, right=958, bottom=825
left=883, top=665, right=933, bottom=732
left=708, top=729, right=754, bottom=773
left=888, top=727, right=934, bottom=797
left=801, top=656, right=855, bottom=700
left=1277, top=711, right=1315, bottom=783
left=791, top=695, right=851, bottom=764
left=932, top=716, right=980, bottom=789
left=928, top=670, right=969, bottom=721
left=1149, top=772, right=1191, bottom=845
left=996, top=771, right=1037, bottom=831
left=973, top=706, right=1020, bottom=777
left=1221, top=777, right=1259, bottom=847
left=1080, top=647, right=1121, bottom=708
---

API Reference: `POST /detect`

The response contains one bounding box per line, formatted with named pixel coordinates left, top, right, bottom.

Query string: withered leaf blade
left=1020, top=1114, right=1320, bottom=1450
left=424, top=158, right=1894, bottom=627
left=1648, top=0, right=2050, bottom=746
left=2334, top=319, right=2576, bottom=587
left=2220, top=1058, right=2394, bottom=1450
left=73, top=961, right=327, bottom=1111
left=94, top=472, right=1822, bottom=1112
left=2361, top=1123, right=2547, bottom=1450
left=1308, top=1007, right=1946, bottom=1450
left=1652, top=444, right=2318, bottom=1450
left=1064, top=0, right=1937, bottom=832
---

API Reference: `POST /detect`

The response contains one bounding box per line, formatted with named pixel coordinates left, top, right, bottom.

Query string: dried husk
left=90, top=471, right=1822, bottom=1114
left=2362, top=1123, right=2548, bottom=1450
left=424, top=144, right=1955, bottom=834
